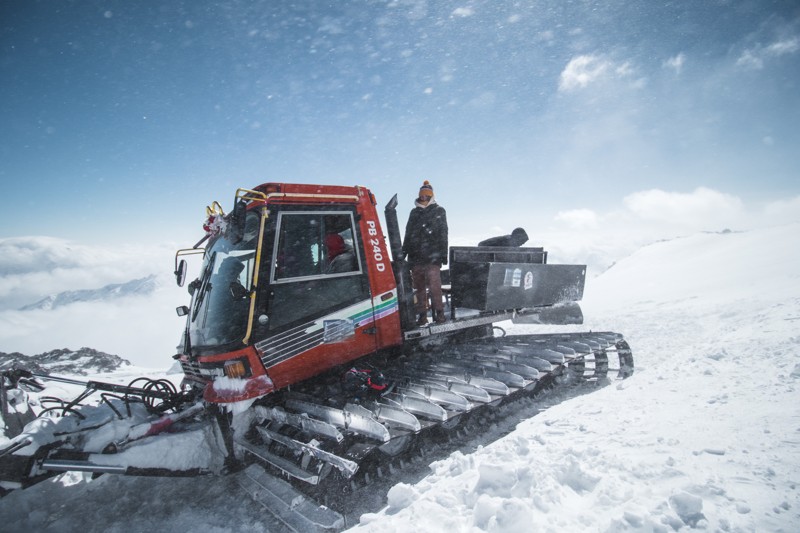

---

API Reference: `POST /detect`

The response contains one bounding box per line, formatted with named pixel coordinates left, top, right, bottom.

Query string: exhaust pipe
left=384, top=194, right=415, bottom=330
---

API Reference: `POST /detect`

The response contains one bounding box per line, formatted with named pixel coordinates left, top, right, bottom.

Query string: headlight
left=223, top=359, right=248, bottom=379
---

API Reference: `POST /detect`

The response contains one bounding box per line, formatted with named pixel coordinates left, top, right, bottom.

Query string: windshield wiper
left=191, top=252, right=217, bottom=321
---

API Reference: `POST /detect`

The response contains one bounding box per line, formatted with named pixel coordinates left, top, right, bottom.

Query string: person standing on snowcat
left=478, top=227, right=529, bottom=247
left=402, top=180, right=449, bottom=326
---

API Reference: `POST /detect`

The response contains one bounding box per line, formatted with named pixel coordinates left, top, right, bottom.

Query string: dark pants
left=411, top=263, right=444, bottom=314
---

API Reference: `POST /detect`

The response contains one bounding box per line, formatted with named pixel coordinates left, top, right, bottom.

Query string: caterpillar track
left=232, top=331, right=633, bottom=530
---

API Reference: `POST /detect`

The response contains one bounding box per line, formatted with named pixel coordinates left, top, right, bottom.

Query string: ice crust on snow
left=0, top=223, right=799, bottom=532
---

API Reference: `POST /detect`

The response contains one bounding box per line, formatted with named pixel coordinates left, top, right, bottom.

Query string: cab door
left=252, top=207, right=376, bottom=385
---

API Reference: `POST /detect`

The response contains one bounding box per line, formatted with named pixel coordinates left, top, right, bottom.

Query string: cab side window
left=273, top=212, right=360, bottom=282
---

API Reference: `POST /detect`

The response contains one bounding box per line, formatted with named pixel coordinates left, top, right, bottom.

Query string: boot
left=416, top=313, right=428, bottom=326
left=434, top=309, right=447, bottom=324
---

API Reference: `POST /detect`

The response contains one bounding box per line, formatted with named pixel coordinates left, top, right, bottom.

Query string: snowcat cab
left=173, top=184, right=404, bottom=404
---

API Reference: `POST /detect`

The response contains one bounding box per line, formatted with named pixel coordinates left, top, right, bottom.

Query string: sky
left=1, top=222, right=798, bottom=531
left=2, top=0, right=799, bottom=252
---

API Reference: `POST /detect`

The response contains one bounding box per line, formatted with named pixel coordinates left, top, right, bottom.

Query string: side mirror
left=176, top=305, right=189, bottom=317
left=175, top=259, right=188, bottom=287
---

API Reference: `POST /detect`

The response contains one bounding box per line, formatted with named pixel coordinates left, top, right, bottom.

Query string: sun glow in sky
left=1, top=1, right=799, bottom=249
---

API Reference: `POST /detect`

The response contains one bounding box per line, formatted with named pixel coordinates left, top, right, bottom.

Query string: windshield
left=188, top=209, right=261, bottom=349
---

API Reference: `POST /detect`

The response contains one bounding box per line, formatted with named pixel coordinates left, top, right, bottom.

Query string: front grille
left=180, top=359, right=203, bottom=380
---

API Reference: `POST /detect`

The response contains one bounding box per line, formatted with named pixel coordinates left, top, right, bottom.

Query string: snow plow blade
left=237, top=464, right=345, bottom=532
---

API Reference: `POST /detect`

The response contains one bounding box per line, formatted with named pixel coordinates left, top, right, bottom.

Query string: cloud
left=537, top=30, right=555, bottom=43
left=0, top=238, right=189, bottom=366
left=736, top=36, right=799, bottom=69
left=554, top=209, right=599, bottom=229
left=559, top=55, right=611, bottom=91
left=317, top=16, right=345, bottom=35
left=615, top=62, right=633, bottom=77
left=558, top=54, right=639, bottom=92
left=554, top=189, right=799, bottom=242
left=736, top=49, right=764, bottom=70
left=623, top=187, right=744, bottom=227
left=0, top=237, right=94, bottom=275
left=452, top=7, right=474, bottom=18
left=0, top=237, right=176, bottom=311
left=550, top=188, right=754, bottom=243
left=663, top=53, right=686, bottom=74
left=766, top=37, right=800, bottom=55
left=543, top=188, right=799, bottom=278
left=763, top=195, right=800, bottom=224
left=467, top=91, right=497, bottom=109
left=0, top=284, right=185, bottom=368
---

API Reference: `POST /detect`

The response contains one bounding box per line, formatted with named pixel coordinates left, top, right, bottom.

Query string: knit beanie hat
left=419, top=180, right=434, bottom=198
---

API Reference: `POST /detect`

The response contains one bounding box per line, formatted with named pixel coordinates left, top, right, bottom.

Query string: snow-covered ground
left=353, top=223, right=800, bottom=532
left=1, top=223, right=798, bottom=532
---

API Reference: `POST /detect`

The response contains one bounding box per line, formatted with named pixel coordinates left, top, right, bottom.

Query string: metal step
left=256, top=426, right=359, bottom=479
left=413, top=374, right=494, bottom=403
left=362, top=401, right=422, bottom=432
left=285, top=398, right=390, bottom=442
left=254, top=405, right=344, bottom=443
left=398, top=383, right=472, bottom=412
left=382, top=392, right=448, bottom=422
left=235, top=436, right=322, bottom=484
left=432, top=359, right=528, bottom=387
left=237, top=465, right=345, bottom=532
left=522, top=347, right=566, bottom=364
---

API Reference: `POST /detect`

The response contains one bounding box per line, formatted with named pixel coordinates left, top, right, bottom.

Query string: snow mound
left=584, top=222, right=800, bottom=312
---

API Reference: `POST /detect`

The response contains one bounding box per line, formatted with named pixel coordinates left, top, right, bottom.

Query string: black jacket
left=402, top=201, right=448, bottom=266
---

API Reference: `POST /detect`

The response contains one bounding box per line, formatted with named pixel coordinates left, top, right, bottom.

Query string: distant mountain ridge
left=0, top=347, right=131, bottom=375
left=19, top=275, right=158, bottom=311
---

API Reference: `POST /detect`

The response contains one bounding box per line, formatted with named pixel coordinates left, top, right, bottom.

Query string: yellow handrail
left=206, top=200, right=225, bottom=217
left=242, top=206, right=268, bottom=345
left=235, top=188, right=268, bottom=204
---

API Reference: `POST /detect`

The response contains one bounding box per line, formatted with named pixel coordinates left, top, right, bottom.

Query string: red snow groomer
left=1, top=183, right=633, bottom=531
